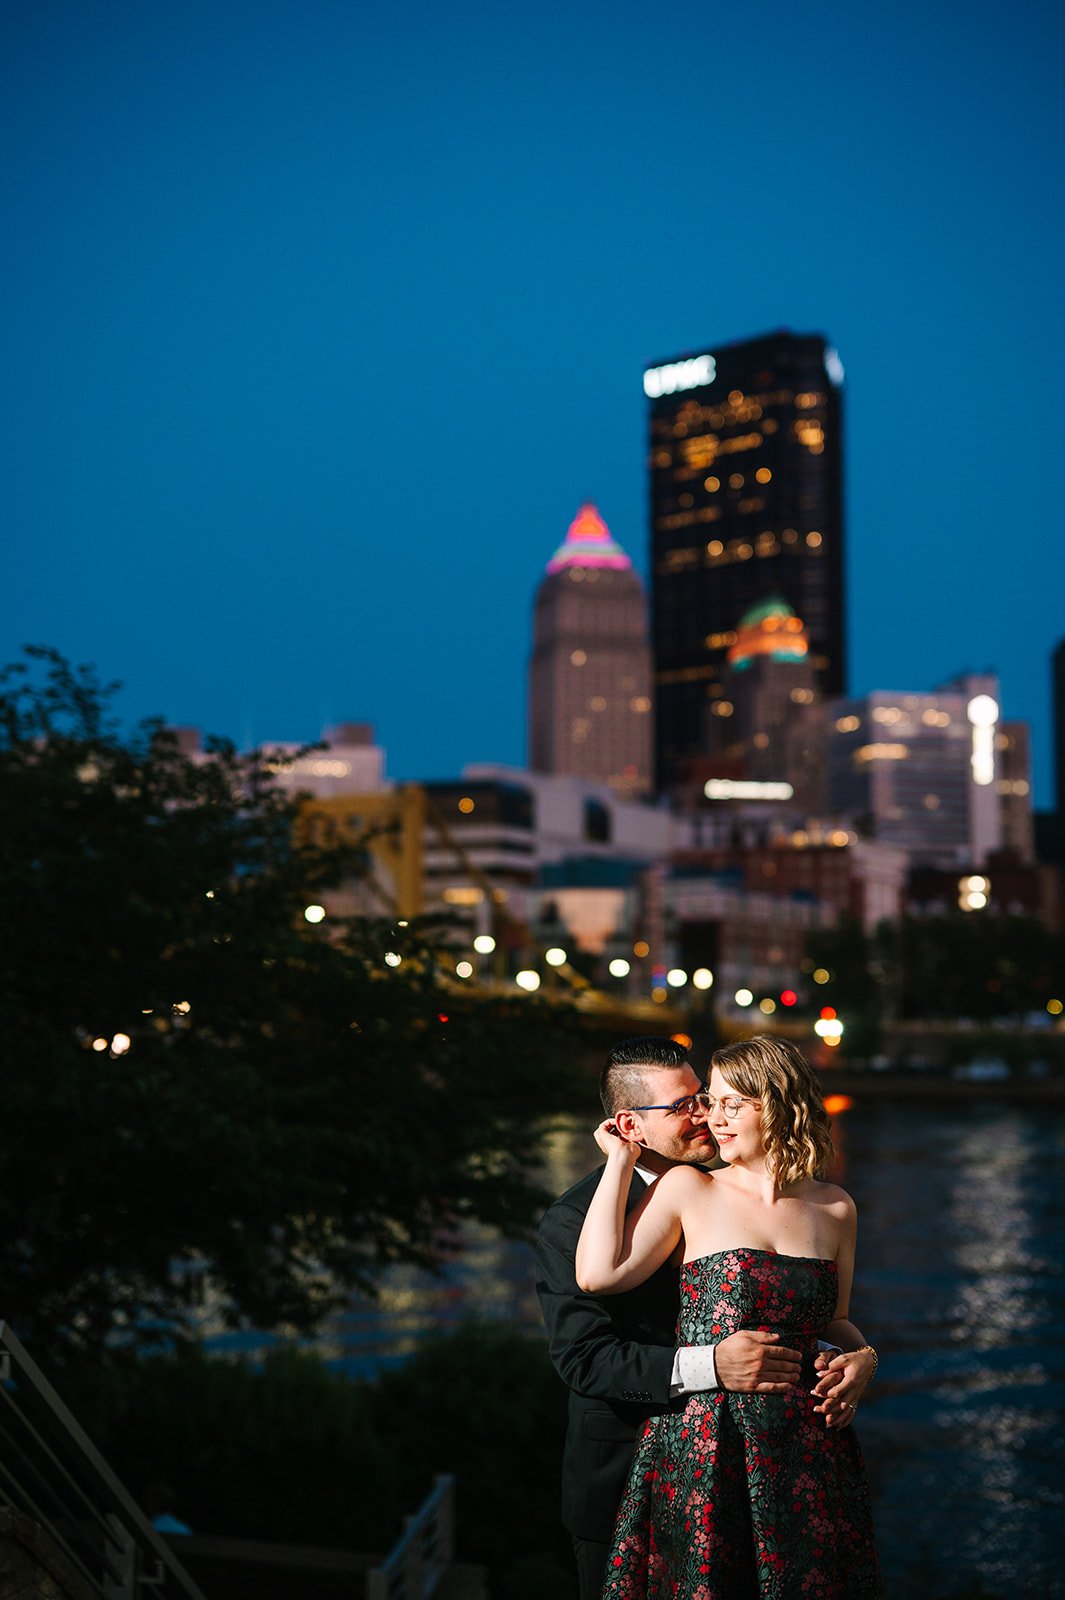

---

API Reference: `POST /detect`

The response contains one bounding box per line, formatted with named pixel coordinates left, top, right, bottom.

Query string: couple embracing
left=536, top=1034, right=881, bottom=1600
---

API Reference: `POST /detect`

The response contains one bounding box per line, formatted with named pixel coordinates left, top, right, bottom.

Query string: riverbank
left=814, top=1065, right=1065, bottom=1101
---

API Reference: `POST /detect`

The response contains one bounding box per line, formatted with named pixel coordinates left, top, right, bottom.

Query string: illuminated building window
left=705, top=476, right=720, bottom=491
left=755, top=467, right=772, bottom=484
left=872, top=705, right=903, bottom=724
left=763, top=418, right=779, bottom=433
left=570, top=649, right=587, bottom=666
left=790, top=687, right=815, bottom=704
left=704, top=629, right=737, bottom=648
left=590, top=696, right=607, bottom=711
left=569, top=568, right=585, bottom=581
left=855, top=743, right=909, bottom=762
left=711, top=700, right=734, bottom=717
left=458, top=797, right=476, bottom=814
left=654, top=450, right=672, bottom=468
left=782, top=528, right=798, bottom=544
left=679, top=492, right=693, bottom=508
left=729, top=473, right=744, bottom=488
left=737, top=496, right=766, bottom=515
left=706, top=540, right=724, bottom=558
left=753, top=732, right=769, bottom=748
left=735, top=543, right=754, bottom=560
left=631, top=696, right=652, bottom=712
left=922, top=794, right=941, bottom=810
left=728, top=389, right=745, bottom=404
left=806, top=531, right=823, bottom=548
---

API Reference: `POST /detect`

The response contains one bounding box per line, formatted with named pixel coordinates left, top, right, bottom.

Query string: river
left=210, top=1099, right=1065, bottom=1597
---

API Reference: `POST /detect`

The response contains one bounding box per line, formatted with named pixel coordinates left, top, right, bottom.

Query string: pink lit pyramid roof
left=546, top=503, right=633, bottom=573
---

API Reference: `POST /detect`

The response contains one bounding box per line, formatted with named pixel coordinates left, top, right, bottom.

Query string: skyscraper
left=528, top=503, right=653, bottom=797
left=646, top=330, right=845, bottom=792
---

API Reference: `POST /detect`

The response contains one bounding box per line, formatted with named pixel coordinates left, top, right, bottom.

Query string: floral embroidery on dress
left=602, top=1250, right=881, bottom=1599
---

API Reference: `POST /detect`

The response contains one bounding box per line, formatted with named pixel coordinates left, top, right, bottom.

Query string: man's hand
left=714, top=1329, right=802, bottom=1393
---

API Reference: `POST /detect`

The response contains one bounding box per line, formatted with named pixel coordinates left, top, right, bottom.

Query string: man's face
left=620, top=1064, right=716, bottom=1167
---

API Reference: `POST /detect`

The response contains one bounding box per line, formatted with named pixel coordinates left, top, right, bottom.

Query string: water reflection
left=202, top=1100, right=1065, bottom=1595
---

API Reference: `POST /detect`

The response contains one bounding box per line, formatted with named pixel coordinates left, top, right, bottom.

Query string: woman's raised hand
left=592, top=1117, right=641, bottom=1165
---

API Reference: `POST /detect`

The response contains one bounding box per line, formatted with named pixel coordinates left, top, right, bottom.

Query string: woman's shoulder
left=807, top=1179, right=857, bottom=1219
left=653, top=1164, right=716, bottom=1199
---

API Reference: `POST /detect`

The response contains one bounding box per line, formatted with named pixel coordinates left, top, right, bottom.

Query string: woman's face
left=706, top=1065, right=763, bottom=1163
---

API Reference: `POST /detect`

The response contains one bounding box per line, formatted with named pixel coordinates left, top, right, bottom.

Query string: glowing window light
left=704, top=779, right=794, bottom=801
left=545, top=947, right=567, bottom=967
left=473, top=935, right=496, bottom=954
left=812, top=968, right=831, bottom=985
left=515, top=970, right=541, bottom=992
left=814, top=1018, right=844, bottom=1039
left=633, top=941, right=650, bottom=958
left=643, top=354, right=716, bottom=398
left=855, top=744, right=909, bottom=763
left=609, top=958, right=631, bottom=978
left=1047, top=999, right=1063, bottom=1016
left=304, top=905, right=326, bottom=924
left=967, top=695, right=999, bottom=786
left=692, top=968, right=714, bottom=990
left=823, top=1093, right=854, bottom=1114
left=458, top=796, right=476, bottom=814
left=455, top=960, right=473, bottom=979
left=735, top=989, right=754, bottom=1007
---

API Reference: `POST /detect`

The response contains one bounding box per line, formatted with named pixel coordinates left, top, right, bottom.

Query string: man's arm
left=537, top=1199, right=675, bottom=1405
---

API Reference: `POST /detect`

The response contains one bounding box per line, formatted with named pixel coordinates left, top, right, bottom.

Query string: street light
left=545, top=947, right=567, bottom=967
left=515, top=970, right=541, bottom=992
left=473, top=934, right=496, bottom=954
left=692, top=968, right=714, bottom=991
left=666, top=969, right=688, bottom=988
left=609, top=958, right=631, bottom=978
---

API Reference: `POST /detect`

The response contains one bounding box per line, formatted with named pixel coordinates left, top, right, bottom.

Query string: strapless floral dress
left=602, top=1249, right=881, bottom=1599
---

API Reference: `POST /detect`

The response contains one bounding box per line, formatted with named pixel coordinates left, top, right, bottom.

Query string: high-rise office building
left=825, top=675, right=1003, bottom=867
left=646, top=330, right=845, bottom=791
left=528, top=503, right=653, bottom=797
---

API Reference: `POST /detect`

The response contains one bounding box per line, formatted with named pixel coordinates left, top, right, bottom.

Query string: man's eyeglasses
left=628, top=1092, right=756, bottom=1120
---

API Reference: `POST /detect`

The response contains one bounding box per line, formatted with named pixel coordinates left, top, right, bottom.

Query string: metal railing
left=366, top=1473, right=455, bottom=1600
left=0, top=1321, right=208, bottom=1600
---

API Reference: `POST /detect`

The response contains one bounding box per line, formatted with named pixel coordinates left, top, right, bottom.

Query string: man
left=536, top=1036, right=803, bottom=1600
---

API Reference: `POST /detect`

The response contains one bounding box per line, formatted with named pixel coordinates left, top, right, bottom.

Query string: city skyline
left=4, top=1, right=1064, bottom=805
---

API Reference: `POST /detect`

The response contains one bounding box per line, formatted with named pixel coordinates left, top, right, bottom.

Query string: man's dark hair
left=599, top=1035, right=692, bottom=1115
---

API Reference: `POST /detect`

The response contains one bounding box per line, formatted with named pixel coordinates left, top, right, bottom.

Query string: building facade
left=528, top=503, right=653, bottom=796
left=646, top=330, right=845, bottom=792
left=825, top=676, right=1006, bottom=867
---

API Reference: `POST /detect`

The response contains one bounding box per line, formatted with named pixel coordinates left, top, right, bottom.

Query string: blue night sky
left=5, top=1, right=1064, bottom=805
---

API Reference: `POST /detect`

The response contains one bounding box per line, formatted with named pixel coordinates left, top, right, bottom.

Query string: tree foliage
left=806, top=912, right=1065, bottom=1027
left=0, top=648, right=582, bottom=1361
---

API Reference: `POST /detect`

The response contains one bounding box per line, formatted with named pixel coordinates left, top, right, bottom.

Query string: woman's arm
left=574, top=1123, right=693, bottom=1294
left=813, top=1192, right=878, bottom=1425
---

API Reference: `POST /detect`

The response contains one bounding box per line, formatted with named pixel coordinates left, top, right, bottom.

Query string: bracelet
left=853, top=1345, right=878, bottom=1378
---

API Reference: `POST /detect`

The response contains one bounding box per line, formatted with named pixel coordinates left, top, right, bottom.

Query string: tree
left=0, top=649, right=582, bottom=1362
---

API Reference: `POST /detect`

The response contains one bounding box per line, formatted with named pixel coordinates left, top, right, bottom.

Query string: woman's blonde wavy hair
left=710, top=1035, right=834, bottom=1188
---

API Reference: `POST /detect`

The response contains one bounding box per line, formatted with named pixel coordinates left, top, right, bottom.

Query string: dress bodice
left=677, top=1248, right=838, bottom=1352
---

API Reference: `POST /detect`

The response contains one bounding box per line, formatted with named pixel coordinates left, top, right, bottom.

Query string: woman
left=575, top=1036, right=881, bottom=1599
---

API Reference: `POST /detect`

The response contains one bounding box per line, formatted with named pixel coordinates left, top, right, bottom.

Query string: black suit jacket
left=535, top=1166, right=681, bottom=1542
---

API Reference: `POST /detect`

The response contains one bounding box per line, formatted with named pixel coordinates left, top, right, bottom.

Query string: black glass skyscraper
left=646, top=330, right=845, bottom=792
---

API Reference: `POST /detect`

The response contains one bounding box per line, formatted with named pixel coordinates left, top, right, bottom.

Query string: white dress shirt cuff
left=669, top=1344, right=719, bottom=1397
